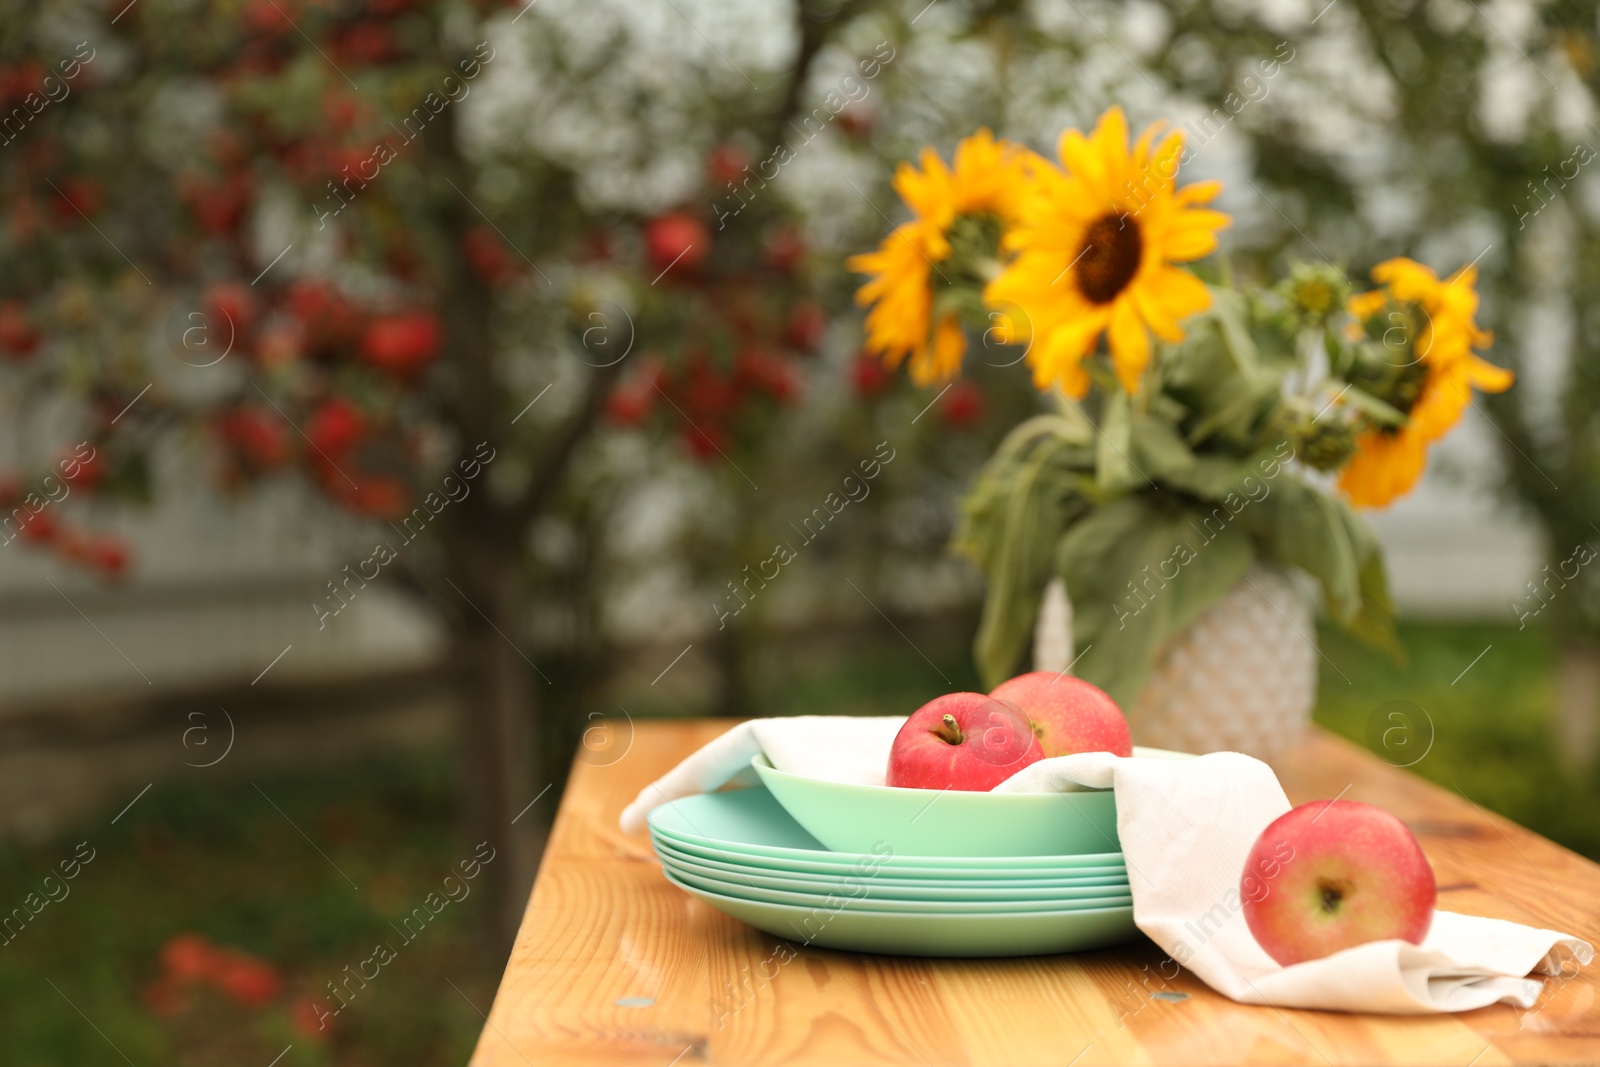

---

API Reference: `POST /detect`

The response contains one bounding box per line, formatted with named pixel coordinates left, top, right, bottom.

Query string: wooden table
left=469, top=721, right=1600, bottom=1066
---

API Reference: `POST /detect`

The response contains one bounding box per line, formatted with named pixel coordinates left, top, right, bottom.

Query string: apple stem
left=933, top=713, right=964, bottom=745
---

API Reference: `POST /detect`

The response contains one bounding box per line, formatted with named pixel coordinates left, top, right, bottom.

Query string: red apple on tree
left=644, top=212, right=708, bottom=277
left=886, top=692, right=1043, bottom=791
left=1241, top=799, right=1436, bottom=967
left=988, top=671, right=1133, bottom=758
left=361, top=312, right=441, bottom=377
left=0, top=300, right=41, bottom=357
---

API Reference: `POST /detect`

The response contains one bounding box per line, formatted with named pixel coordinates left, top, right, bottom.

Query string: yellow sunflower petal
left=1107, top=298, right=1152, bottom=393
left=1469, top=355, right=1514, bottom=393
left=1348, top=290, right=1387, bottom=322
left=1133, top=283, right=1185, bottom=343
left=1147, top=265, right=1213, bottom=319
left=1340, top=428, right=1429, bottom=508
left=907, top=314, right=968, bottom=386
left=1090, top=106, right=1130, bottom=166
left=1371, top=258, right=1442, bottom=304
left=1145, top=130, right=1185, bottom=198
left=894, top=149, right=953, bottom=226
left=1175, top=179, right=1223, bottom=206
left=1163, top=212, right=1229, bottom=260
left=1028, top=311, right=1107, bottom=398
left=1406, top=361, right=1472, bottom=440
left=1059, top=130, right=1111, bottom=201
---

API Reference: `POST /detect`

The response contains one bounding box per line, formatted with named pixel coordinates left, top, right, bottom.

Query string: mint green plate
left=664, top=862, right=1133, bottom=913
left=659, top=848, right=1131, bottom=903
left=661, top=867, right=1141, bottom=957
left=653, top=829, right=1126, bottom=878
left=651, top=836, right=1130, bottom=891
left=647, top=789, right=1124, bottom=871
left=751, top=746, right=1191, bottom=857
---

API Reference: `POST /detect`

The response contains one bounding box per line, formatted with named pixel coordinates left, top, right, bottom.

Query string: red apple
left=850, top=353, right=892, bottom=398
left=306, top=396, right=365, bottom=457
left=940, top=379, right=987, bottom=429
left=1241, top=799, right=1436, bottom=967
left=203, top=282, right=256, bottom=340
left=706, top=143, right=750, bottom=186
left=361, top=312, right=441, bottom=376
left=783, top=302, right=827, bottom=352
left=643, top=212, right=708, bottom=277
left=988, top=672, right=1132, bottom=758
left=886, top=693, right=1043, bottom=791
left=0, top=300, right=40, bottom=357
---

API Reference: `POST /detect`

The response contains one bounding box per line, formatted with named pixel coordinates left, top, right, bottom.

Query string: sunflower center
left=1075, top=213, right=1143, bottom=304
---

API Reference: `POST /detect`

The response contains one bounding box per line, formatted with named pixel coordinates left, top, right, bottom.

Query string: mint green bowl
left=646, top=790, right=1126, bottom=872
left=751, top=747, right=1189, bottom=857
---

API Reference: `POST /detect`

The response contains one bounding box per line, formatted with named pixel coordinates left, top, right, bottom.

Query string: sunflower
left=848, top=130, right=1035, bottom=386
left=1339, top=259, right=1513, bottom=508
left=1346, top=257, right=1492, bottom=367
left=984, top=107, right=1229, bottom=397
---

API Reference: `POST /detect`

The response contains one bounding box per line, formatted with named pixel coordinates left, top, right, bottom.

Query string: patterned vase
left=1033, top=564, right=1317, bottom=762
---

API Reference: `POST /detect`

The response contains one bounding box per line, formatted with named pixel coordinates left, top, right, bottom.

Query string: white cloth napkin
left=620, top=717, right=1592, bottom=1013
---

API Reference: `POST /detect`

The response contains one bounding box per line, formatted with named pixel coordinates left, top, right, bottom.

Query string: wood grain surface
left=468, top=722, right=1600, bottom=1067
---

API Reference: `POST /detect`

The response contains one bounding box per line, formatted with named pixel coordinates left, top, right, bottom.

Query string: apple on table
left=1241, top=799, right=1437, bottom=966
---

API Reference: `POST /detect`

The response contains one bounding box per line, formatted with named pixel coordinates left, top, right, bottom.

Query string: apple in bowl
left=885, top=693, right=1043, bottom=791
left=989, top=672, right=1133, bottom=759
left=1241, top=799, right=1436, bottom=966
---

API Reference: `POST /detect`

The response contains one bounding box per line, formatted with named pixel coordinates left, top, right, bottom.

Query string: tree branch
left=767, top=0, right=880, bottom=146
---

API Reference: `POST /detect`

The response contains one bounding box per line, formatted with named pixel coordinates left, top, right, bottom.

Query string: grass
left=0, top=754, right=499, bottom=1067
left=1, top=617, right=1590, bottom=1064
left=1313, top=620, right=1600, bottom=860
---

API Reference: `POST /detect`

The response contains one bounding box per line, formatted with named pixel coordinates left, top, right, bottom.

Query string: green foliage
left=956, top=280, right=1398, bottom=698
left=0, top=753, right=492, bottom=1067
left=1315, top=620, right=1600, bottom=861
left=954, top=414, right=1095, bottom=687
left=1055, top=494, right=1254, bottom=705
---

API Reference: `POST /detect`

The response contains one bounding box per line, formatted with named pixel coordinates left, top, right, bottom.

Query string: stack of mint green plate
left=647, top=784, right=1141, bottom=957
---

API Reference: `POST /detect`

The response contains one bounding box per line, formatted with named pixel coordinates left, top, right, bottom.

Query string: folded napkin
left=620, top=717, right=1593, bottom=1014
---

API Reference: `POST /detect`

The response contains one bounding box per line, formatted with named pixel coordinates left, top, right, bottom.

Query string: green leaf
left=1130, top=410, right=1196, bottom=481
left=1337, top=385, right=1408, bottom=428
left=957, top=425, right=1094, bottom=688
left=1095, top=391, right=1145, bottom=493
left=1348, top=549, right=1403, bottom=657
left=1210, top=287, right=1266, bottom=384
left=1182, top=381, right=1279, bottom=447
left=1239, top=476, right=1361, bottom=619
left=1161, top=291, right=1283, bottom=450
left=1059, top=498, right=1255, bottom=706
left=1160, top=454, right=1251, bottom=501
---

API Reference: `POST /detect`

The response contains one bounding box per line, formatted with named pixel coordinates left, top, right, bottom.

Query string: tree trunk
left=1557, top=638, right=1600, bottom=774
left=450, top=542, right=543, bottom=957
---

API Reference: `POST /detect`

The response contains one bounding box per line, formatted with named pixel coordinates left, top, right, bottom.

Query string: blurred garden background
left=3, top=0, right=1600, bottom=1062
